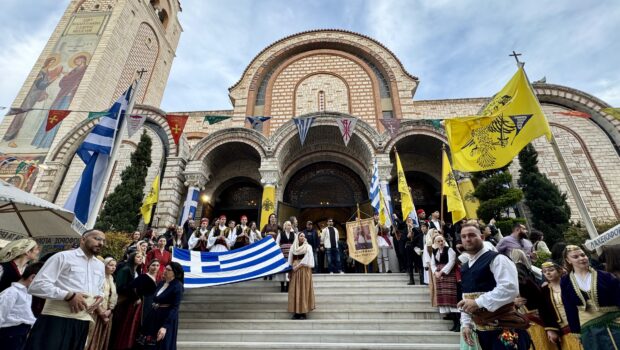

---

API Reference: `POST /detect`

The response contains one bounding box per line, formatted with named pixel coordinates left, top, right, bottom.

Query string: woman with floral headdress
left=0, top=238, right=40, bottom=293
left=288, top=232, right=315, bottom=320
left=85, top=257, right=118, bottom=350
left=539, top=260, right=583, bottom=350
left=560, top=245, right=620, bottom=349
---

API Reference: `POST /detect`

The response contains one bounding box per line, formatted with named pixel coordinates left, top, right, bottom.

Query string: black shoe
left=292, top=313, right=300, bottom=320
left=407, top=281, right=415, bottom=285
left=443, top=314, right=451, bottom=320
left=299, top=314, right=306, bottom=320
left=280, top=283, right=286, bottom=293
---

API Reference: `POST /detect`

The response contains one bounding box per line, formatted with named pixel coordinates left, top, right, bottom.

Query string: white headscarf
left=290, top=232, right=309, bottom=255
left=0, top=238, right=37, bottom=263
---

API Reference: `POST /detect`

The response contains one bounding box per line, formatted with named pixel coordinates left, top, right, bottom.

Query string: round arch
left=229, top=30, right=420, bottom=120
left=190, top=127, right=268, bottom=161
left=271, top=111, right=383, bottom=161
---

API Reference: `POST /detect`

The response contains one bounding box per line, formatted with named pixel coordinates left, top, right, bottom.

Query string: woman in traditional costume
left=85, top=257, right=118, bottom=350
left=288, top=232, right=315, bottom=320
left=249, top=221, right=262, bottom=243
left=510, top=249, right=551, bottom=350
left=539, top=260, right=583, bottom=350
left=137, top=262, right=184, bottom=349
left=276, top=221, right=296, bottom=292
left=110, top=252, right=144, bottom=350
left=146, top=237, right=171, bottom=282
left=168, top=226, right=187, bottom=251
left=561, top=245, right=620, bottom=349
left=0, top=238, right=40, bottom=293
left=261, top=213, right=281, bottom=238
left=134, top=259, right=164, bottom=348
left=431, top=235, right=460, bottom=332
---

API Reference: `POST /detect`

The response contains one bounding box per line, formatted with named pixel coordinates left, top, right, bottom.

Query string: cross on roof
left=509, top=51, right=522, bottom=64
left=137, top=68, right=148, bottom=79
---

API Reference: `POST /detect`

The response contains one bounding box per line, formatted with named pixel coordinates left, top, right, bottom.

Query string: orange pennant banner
left=165, top=114, right=189, bottom=145
left=45, top=110, right=71, bottom=131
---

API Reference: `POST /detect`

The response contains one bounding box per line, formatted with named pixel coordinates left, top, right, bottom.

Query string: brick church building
left=1, top=0, right=618, bottom=232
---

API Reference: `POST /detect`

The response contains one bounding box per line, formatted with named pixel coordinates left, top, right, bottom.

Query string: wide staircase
left=177, top=273, right=460, bottom=349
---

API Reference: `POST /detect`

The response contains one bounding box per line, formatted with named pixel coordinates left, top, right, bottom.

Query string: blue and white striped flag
left=172, top=237, right=291, bottom=288
left=64, top=87, right=132, bottom=225
left=178, top=186, right=199, bottom=225
left=246, top=116, right=270, bottom=130
left=370, top=159, right=380, bottom=214
left=293, top=117, right=315, bottom=145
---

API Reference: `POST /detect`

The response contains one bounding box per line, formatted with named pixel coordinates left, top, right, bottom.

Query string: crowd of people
left=0, top=231, right=184, bottom=350
left=1, top=207, right=619, bottom=350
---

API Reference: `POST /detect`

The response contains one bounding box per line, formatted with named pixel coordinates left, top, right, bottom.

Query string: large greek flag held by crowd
left=64, top=87, right=132, bottom=225
left=172, top=237, right=291, bottom=288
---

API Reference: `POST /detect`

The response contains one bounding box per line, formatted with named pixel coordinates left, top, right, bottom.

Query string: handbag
left=471, top=302, right=530, bottom=330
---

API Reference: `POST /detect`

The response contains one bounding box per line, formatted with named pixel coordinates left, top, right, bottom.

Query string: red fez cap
left=240, top=215, right=247, bottom=220
left=417, top=209, right=425, bottom=214
left=219, top=215, right=226, bottom=220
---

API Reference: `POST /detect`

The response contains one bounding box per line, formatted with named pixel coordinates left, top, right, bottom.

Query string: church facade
left=1, top=0, right=619, bottom=232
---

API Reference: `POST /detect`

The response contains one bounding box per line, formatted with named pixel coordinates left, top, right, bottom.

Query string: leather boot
left=449, top=313, right=460, bottom=332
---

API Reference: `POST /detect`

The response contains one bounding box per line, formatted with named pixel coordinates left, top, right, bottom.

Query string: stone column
left=180, top=160, right=210, bottom=224
left=377, top=154, right=395, bottom=218
left=152, top=157, right=187, bottom=232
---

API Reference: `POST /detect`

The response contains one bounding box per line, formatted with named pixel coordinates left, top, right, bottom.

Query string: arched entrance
left=210, top=177, right=262, bottom=224
left=282, top=161, right=369, bottom=229
left=389, top=133, right=444, bottom=219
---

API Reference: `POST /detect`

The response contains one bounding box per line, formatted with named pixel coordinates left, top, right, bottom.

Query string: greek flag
left=172, top=237, right=291, bottom=288
left=64, top=87, right=132, bottom=225
left=178, top=186, right=199, bottom=225
left=370, top=159, right=380, bottom=214
left=293, top=116, right=315, bottom=145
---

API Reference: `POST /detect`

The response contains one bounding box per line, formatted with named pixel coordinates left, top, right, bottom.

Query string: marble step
left=179, top=308, right=441, bottom=320
left=179, top=300, right=434, bottom=311
left=200, top=281, right=420, bottom=289
left=176, top=329, right=461, bottom=344
left=183, top=292, right=430, bottom=303
left=177, top=342, right=460, bottom=350
left=179, top=318, right=453, bottom=331
left=186, top=285, right=426, bottom=294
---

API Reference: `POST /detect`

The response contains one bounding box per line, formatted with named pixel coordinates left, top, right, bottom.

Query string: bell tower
left=0, top=0, right=182, bottom=190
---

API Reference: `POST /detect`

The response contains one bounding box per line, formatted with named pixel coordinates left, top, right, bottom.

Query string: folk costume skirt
left=288, top=263, right=315, bottom=314
left=24, top=315, right=89, bottom=350
left=435, top=263, right=458, bottom=309
left=580, top=311, right=620, bottom=350
left=84, top=314, right=114, bottom=350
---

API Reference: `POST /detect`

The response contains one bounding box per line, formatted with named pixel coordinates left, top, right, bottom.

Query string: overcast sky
left=1, top=0, right=618, bottom=114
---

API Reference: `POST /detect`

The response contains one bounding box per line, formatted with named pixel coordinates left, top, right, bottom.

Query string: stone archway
left=387, top=132, right=446, bottom=218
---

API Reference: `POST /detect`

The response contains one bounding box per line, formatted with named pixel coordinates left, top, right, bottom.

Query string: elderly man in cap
left=0, top=238, right=40, bottom=293
left=25, top=229, right=106, bottom=350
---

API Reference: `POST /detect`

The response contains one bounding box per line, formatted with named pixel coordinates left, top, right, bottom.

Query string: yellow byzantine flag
left=445, top=66, right=552, bottom=172
left=457, top=178, right=480, bottom=219
left=378, top=187, right=389, bottom=226
left=259, top=185, right=276, bottom=229
left=140, top=175, right=160, bottom=224
left=395, top=151, right=415, bottom=221
left=442, top=152, right=466, bottom=222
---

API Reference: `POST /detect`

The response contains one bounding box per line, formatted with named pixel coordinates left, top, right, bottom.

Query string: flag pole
left=440, top=144, right=446, bottom=224
left=514, top=53, right=599, bottom=243
left=86, top=70, right=145, bottom=229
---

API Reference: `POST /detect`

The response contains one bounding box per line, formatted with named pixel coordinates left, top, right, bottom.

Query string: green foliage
left=518, top=145, right=571, bottom=248
left=564, top=220, right=620, bottom=246
left=532, top=251, right=551, bottom=268
left=495, top=218, right=526, bottom=237
left=96, top=130, right=152, bottom=232
left=101, top=231, right=133, bottom=261
left=473, top=168, right=523, bottom=222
